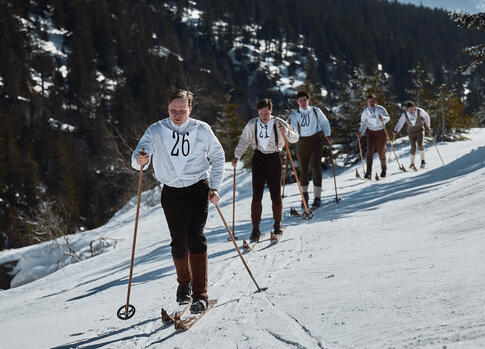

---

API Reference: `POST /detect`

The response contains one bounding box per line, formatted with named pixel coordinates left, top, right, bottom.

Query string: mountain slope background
left=1, top=0, right=484, bottom=249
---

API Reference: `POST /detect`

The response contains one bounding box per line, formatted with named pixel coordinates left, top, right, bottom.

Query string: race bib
left=257, top=119, right=274, bottom=150
left=162, top=125, right=198, bottom=176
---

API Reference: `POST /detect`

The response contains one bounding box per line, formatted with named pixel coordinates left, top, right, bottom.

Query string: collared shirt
left=394, top=107, right=431, bottom=132
left=131, top=117, right=225, bottom=191
left=234, top=116, right=299, bottom=159
left=288, top=106, right=331, bottom=137
left=359, top=105, right=390, bottom=135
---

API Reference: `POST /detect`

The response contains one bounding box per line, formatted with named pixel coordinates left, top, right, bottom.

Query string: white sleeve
left=278, top=118, right=299, bottom=144
left=131, top=126, right=155, bottom=170
left=394, top=113, right=406, bottom=132
left=206, top=127, right=225, bottom=191
left=359, top=110, right=368, bottom=135
left=420, top=108, right=431, bottom=128
left=287, top=112, right=299, bottom=131
left=234, top=122, right=253, bottom=159
left=316, top=108, right=331, bottom=137
left=379, top=106, right=390, bottom=125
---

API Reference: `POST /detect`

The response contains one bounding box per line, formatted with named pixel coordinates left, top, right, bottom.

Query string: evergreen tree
left=427, top=84, right=476, bottom=141
left=213, top=95, right=245, bottom=160
left=450, top=11, right=485, bottom=73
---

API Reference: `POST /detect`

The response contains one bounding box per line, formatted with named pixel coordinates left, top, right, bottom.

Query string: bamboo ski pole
left=281, top=149, right=288, bottom=198
left=357, top=135, right=366, bottom=176
left=427, top=129, right=445, bottom=165
left=214, top=203, right=267, bottom=293
left=282, top=132, right=313, bottom=219
left=380, top=119, right=406, bottom=172
left=117, top=149, right=145, bottom=320
left=328, top=143, right=340, bottom=203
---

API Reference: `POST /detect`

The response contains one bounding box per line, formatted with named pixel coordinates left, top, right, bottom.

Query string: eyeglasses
left=169, top=109, right=189, bottom=115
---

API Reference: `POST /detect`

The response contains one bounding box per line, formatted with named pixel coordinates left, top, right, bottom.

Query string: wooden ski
left=161, top=301, right=191, bottom=324
left=174, top=300, right=217, bottom=331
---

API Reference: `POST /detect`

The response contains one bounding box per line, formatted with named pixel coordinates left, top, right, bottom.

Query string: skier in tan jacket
left=232, top=98, right=299, bottom=242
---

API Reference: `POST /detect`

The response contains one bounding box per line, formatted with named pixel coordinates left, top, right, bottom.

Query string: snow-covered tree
left=406, top=63, right=435, bottom=108
left=450, top=11, right=485, bottom=73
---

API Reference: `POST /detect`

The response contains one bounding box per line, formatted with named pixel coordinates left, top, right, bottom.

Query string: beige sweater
left=234, top=116, right=299, bottom=159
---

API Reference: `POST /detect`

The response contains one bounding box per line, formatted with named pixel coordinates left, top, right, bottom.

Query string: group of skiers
left=131, top=89, right=432, bottom=314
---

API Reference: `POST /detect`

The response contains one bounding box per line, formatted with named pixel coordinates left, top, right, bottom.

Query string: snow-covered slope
left=1, top=130, right=485, bottom=348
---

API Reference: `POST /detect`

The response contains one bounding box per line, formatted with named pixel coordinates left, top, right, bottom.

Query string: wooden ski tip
left=290, top=207, right=300, bottom=217
left=161, top=308, right=174, bottom=323
left=401, top=165, right=407, bottom=172
left=355, top=169, right=361, bottom=178
left=270, top=230, right=279, bottom=243
left=175, top=318, right=190, bottom=330
left=242, top=239, right=250, bottom=250
left=375, top=173, right=380, bottom=181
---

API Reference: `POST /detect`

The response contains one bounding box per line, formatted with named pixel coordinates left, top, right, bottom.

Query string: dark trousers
left=408, top=126, right=425, bottom=155
left=161, top=179, right=209, bottom=258
left=296, top=133, right=323, bottom=187
left=251, top=150, right=282, bottom=227
left=366, top=129, right=387, bottom=174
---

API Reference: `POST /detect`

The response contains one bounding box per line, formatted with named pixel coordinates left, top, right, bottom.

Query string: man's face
left=168, top=98, right=192, bottom=126
left=258, top=106, right=272, bottom=124
left=407, top=106, right=416, bottom=114
left=297, top=96, right=309, bottom=109
left=367, top=97, right=377, bottom=108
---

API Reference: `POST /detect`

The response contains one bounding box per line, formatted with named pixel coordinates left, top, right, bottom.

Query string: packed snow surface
left=1, top=129, right=485, bottom=348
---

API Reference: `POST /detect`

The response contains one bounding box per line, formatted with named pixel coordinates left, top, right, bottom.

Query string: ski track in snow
left=1, top=130, right=485, bottom=348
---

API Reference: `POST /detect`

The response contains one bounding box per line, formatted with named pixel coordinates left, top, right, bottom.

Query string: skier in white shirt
left=287, top=90, right=333, bottom=209
left=232, top=98, right=298, bottom=243
left=356, top=94, right=390, bottom=179
left=132, top=89, right=224, bottom=314
left=393, top=101, right=431, bottom=170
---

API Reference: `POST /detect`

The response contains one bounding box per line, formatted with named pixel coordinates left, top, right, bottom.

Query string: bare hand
left=278, top=123, right=287, bottom=135
left=231, top=158, right=238, bottom=168
left=356, top=132, right=361, bottom=138
left=208, top=190, right=220, bottom=205
left=326, top=136, right=333, bottom=145
left=136, top=151, right=149, bottom=166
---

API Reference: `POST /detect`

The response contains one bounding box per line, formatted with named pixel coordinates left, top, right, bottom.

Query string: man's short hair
left=169, top=89, right=193, bottom=107
left=367, top=94, right=377, bottom=99
left=256, top=98, right=272, bottom=110
left=405, top=101, right=416, bottom=108
left=296, top=91, right=310, bottom=99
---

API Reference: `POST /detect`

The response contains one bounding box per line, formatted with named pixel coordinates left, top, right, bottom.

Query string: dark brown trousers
left=251, top=150, right=282, bottom=228
left=296, top=133, right=323, bottom=187
left=408, top=126, right=425, bottom=155
left=365, top=129, right=387, bottom=175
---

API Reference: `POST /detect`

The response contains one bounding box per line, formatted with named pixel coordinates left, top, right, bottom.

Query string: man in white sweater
left=132, top=89, right=224, bottom=314
left=393, top=101, right=431, bottom=170
left=232, top=98, right=298, bottom=243
left=287, top=90, right=333, bottom=208
left=356, top=94, right=390, bottom=179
